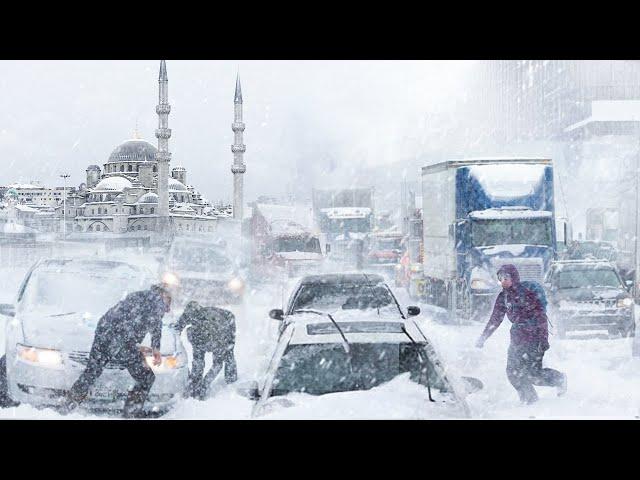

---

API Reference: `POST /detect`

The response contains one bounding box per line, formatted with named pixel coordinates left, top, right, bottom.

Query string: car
left=544, top=259, right=635, bottom=338
left=0, top=258, right=188, bottom=415
left=239, top=273, right=483, bottom=418
left=161, top=237, right=246, bottom=306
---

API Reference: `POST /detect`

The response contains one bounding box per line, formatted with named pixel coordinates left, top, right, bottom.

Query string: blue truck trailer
left=420, top=158, right=560, bottom=321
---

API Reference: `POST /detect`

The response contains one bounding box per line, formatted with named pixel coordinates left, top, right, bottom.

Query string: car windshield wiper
left=400, top=325, right=435, bottom=402
left=293, top=309, right=350, bottom=354
left=48, top=312, right=77, bottom=317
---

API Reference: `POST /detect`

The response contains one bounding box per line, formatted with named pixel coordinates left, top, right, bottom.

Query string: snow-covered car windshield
left=20, top=266, right=148, bottom=319
left=320, top=217, right=371, bottom=234
left=555, top=268, right=622, bottom=289
left=291, top=283, right=398, bottom=313
left=169, top=244, right=232, bottom=272
left=270, top=343, right=447, bottom=396
left=374, top=238, right=402, bottom=250
left=471, top=218, right=552, bottom=247
left=274, top=236, right=321, bottom=254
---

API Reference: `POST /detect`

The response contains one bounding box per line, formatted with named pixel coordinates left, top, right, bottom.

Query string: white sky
left=0, top=60, right=475, bottom=203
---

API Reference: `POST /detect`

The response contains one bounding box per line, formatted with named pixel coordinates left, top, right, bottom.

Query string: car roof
left=299, top=272, right=386, bottom=286
left=285, top=314, right=424, bottom=346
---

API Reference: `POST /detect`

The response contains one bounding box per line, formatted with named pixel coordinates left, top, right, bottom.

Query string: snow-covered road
left=2, top=266, right=640, bottom=419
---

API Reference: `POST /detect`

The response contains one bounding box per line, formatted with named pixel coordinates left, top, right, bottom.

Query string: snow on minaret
left=155, top=59, right=172, bottom=228
left=231, top=73, right=246, bottom=220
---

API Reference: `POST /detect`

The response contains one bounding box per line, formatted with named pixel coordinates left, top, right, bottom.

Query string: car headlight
left=145, top=352, right=186, bottom=372
left=17, top=344, right=63, bottom=368
left=618, top=297, right=634, bottom=308
left=410, top=264, right=422, bottom=273
left=227, top=277, right=244, bottom=293
left=471, top=279, right=490, bottom=290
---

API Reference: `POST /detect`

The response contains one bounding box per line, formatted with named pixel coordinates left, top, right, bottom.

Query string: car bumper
left=557, top=311, right=634, bottom=332
left=7, top=357, right=187, bottom=412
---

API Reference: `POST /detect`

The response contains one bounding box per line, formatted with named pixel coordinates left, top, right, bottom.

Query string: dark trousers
left=187, top=343, right=237, bottom=399
left=506, top=343, right=564, bottom=403
left=68, top=335, right=156, bottom=415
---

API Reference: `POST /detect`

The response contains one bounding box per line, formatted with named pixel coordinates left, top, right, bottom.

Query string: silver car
left=239, top=273, right=483, bottom=418
left=1, top=258, right=188, bottom=415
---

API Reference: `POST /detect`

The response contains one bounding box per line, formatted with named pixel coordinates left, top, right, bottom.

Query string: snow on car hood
left=257, top=374, right=467, bottom=419
left=19, top=310, right=177, bottom=353
left=554, top=287, right=627, bottom=303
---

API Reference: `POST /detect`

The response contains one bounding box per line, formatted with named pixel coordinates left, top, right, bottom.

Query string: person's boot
left=557, top=373, right=568, bottom=397
left=57, top=395, right=80, bottom=416
left=123, top=390, right=146, bottom=418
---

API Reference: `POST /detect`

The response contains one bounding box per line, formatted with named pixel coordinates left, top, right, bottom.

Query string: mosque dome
left=93, top=176, right=133, bottom=191
left=137, top=192, right=159, bottom=204
left=107, top=139, right=158, bottom=163
left=168, top=177, right=188, bottom=192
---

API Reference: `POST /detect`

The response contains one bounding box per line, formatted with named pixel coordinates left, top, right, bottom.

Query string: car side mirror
left=407, top=305, right=420, bottom=316
left=0, top=304, right=15, bottom=317
left=269, top=309, right=284, bottom=321
left=625, top=280, right=634, bottom=291
left=461, top=376, right=483, bottom=395
left=236, top=381, right=260, bottom=400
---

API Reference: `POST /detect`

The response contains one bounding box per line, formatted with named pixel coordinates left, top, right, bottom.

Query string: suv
left=544, top=259, right=635, bottom=338
left=240, top=273, right=483, bottom=418
left=0, top=258, right=188, bottom=415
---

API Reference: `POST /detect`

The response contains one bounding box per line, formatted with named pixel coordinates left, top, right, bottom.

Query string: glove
left=475, top=337, right=485, bottom=349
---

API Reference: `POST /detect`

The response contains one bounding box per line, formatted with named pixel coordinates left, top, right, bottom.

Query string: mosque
left=62, top=60, right=246, bottom=236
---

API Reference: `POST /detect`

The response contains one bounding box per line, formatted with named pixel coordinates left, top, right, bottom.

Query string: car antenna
left=400, top=325, right=435, bottom=402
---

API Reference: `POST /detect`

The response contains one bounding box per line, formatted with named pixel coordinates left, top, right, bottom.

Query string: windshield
left=274, top=236, right=321, bottom=254
left=270, top=343, right=447, bottom=396
left=320, top=216, right=371, bottom=234
left=568, top=243, right=616, bottom=261
left=373, top=238, right=402, bottom=250
left=20, top=266, right=149, bottom=319
left=168, top=243, right=232, bottom=272
left=555, top=268, right=622, bottom=289
left=291, top=283, right=399, bottom=314
left=471, top=218, right=552, bottom=247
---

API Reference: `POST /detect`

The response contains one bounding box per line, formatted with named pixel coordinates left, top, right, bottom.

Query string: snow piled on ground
left=2, top=262, right=640, bottom=419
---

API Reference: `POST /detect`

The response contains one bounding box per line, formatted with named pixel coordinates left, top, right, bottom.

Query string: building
left=7, top=60, right=246, bottom=235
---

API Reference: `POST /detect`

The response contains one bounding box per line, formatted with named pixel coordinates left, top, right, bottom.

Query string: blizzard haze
left=0, top=60, right=475, bottom=203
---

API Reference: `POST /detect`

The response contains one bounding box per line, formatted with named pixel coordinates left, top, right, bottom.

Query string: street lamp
left=60, top=173, right=70, bottom=239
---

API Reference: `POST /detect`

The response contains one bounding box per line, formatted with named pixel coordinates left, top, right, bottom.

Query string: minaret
left=155, top=60, right=172, bottom=229
left=231, top=73, right=246, bottom=220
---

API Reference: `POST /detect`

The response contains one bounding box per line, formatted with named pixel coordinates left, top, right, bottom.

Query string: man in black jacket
left=174, top=301, right=237, bottom=400
left=61, top=282, right=174, bottom=417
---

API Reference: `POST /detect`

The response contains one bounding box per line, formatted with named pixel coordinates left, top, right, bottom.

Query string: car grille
left=574, top=299, right=617, bottom=310
left=491, top=258, right=544, bottom=282
left=68, top=351, right=128, bottom=370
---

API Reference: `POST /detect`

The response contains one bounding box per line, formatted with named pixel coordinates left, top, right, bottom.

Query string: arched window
left=143, top=225, right=148, bottom=231
left=136, top=165, right=140, bottom=172
left=128, top=164, right=133, bottom=172
left=153, top=166, right=157, bottom=173
left=95, top=225, right=101, bottom=232
left=120, top=165, right=124, bottom=172
left=137, top=225, right=142, bottom=231
left=150, top=207, right=154, bottom=214
left=88, top=226, right=93, bottom=232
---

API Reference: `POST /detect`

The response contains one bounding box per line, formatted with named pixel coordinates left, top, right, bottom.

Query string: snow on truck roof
left=469, top=208, right=552, bottom=220
left=422, top=157, right=551, bottom=174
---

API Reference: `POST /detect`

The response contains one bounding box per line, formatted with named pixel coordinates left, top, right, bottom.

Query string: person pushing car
left=173, top=300, right=238, bottom=400
left=60, top=273, right=179, bottom=417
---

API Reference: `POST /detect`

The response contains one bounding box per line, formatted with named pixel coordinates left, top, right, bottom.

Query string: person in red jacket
left=476, top=264, right=567, bottom=404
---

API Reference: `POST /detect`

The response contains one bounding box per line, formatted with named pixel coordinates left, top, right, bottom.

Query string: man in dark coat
left=174, top=301, right=238, bottom=400
left=476, top=264, right=567, bottom=404
left=61, top=282, right=173, bottom=417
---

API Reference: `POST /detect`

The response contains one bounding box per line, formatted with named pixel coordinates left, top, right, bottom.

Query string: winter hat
left=497, top=264, right=520, bottom=285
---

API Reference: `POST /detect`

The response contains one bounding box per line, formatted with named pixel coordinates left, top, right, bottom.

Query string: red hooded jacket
left=479, top=264, right=550, bottom=349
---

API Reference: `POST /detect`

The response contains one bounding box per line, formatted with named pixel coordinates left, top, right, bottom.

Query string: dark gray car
left=544, top=260, right=635, bottom=338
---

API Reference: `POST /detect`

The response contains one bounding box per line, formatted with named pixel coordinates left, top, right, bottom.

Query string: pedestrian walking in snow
left=60, top=275, right=178, bottom=417
left=173, top=301, right=238, bottom=400
left=475, top=264, right=567, bottom=404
